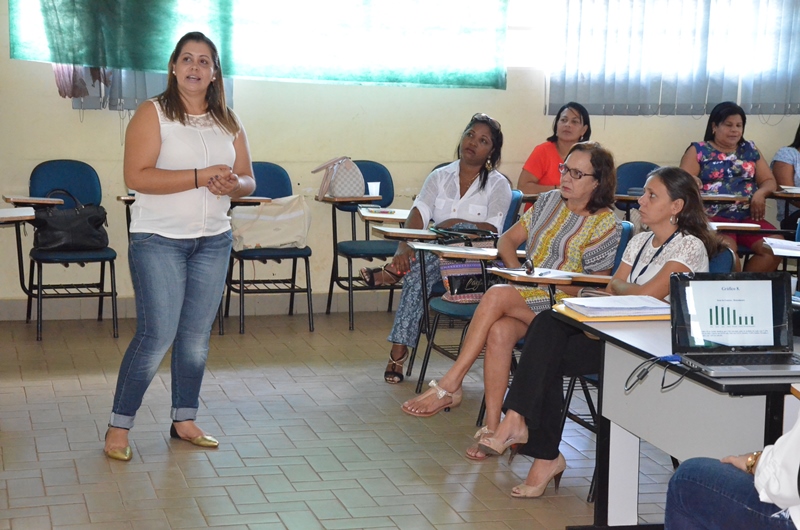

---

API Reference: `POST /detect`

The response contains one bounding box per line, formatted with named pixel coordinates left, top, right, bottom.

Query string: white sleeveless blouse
left=129, top=99, right=236, bottom=238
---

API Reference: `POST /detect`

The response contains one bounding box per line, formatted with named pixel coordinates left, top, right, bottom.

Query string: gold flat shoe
left=170, top=423, right=219, bottom=448
left=105, top=446, right=133, bottom=461
left=104, top=429, right=132, bottom=461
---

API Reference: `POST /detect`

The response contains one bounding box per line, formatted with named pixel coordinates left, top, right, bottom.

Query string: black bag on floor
left=30, top=189, right=109, bottom=251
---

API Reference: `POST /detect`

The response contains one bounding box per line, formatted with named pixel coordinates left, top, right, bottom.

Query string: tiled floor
left=0, top=310, right=673, bottom=529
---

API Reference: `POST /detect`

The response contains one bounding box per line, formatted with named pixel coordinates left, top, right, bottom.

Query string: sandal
left=384, top=348, right=409, bottom=384
left=401, top=380, right=463, bottom=417
left=466, top=426, right=495, bottom=461
left=360, top=265, right=403, bottom=287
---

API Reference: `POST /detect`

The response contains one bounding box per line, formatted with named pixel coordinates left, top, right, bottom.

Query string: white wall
left=1, top=5, right=798, bottom=319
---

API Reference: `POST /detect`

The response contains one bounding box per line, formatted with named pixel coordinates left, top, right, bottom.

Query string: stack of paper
left=764, top=238, right=800, bottom=258
left=562, top=295, right=669, bottom=317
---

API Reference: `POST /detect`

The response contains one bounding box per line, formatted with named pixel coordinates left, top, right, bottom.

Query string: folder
left=553, top=303, right=670, bottom=322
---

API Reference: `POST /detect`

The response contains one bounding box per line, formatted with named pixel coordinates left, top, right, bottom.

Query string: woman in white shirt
left=378, top=113, right=512, bottom=384
left=104, top=32, right=255, bottom=461
left=772, top=123, right=800, bottom=231
left=665, top=406, right=800, bottom=529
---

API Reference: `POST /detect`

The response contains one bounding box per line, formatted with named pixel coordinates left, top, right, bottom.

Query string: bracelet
left=746, top=451, right=762, bottom=474
left=194, top=168, right=198, bottom=189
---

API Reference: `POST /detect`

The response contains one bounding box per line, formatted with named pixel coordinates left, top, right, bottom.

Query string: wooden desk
left=358, top=207, right=409, bottom=224
left=489, top=267, right=611, bottom=286
left=771, top=190, right=800, bottom=220
left=372, top=226, right=438, bottom=241
left=4, top=195, right=64, bottom=206
left=231, top=196, right=272, bottom=206
left=119, top=194, right=273, bottom=233
left=556, top=313, right=799, bottom=529
left=0, top=207, right=36, bottom=224
left=315, top=195, right=382, bottom=204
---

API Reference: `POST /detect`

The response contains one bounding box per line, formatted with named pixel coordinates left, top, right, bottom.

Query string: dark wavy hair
left=157, top=31, right=239, bottom=135
left=547, top=102, right=591, bottom=143
left=789, top=122, right=800, bottom=149
left=456, top=113, right=504, bottom=190
left=565, top=142, right=616, bottom=213
left=703, top=101, right=746, bottom=145
left=648, top=166, right=724, bottom=258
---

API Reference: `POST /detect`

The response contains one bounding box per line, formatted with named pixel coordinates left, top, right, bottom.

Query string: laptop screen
left=671, top=272, right=793, bottom=353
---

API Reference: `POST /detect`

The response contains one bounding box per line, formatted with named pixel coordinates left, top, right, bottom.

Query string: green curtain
left=9, top=0, right=507, bottom=89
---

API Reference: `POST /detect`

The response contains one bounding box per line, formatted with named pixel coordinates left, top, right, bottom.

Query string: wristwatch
left=745, top=451, right=762, bottom=474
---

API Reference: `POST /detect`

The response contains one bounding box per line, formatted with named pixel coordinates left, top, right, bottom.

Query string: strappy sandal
left=401, top=380, right=463, bottom=417
left=384, top=348, right=409, bottom=384
left=466, top=426, right=495, bottom=461
left=360, top=265, right=403, bottom=287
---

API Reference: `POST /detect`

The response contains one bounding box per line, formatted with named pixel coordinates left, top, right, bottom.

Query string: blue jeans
left=665, top=457, right=796, bottom=530
left=109, top=231, right=232, bottom=429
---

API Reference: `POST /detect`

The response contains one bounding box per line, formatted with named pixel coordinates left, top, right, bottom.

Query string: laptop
left=670, top=272, right=800, bottom=377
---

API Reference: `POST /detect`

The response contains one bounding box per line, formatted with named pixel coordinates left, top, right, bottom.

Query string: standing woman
left=679, top=101, right=781, bottom=272
left=104, top=32, right=255, bottom=461
left=517, top=102, right=591, bottom=202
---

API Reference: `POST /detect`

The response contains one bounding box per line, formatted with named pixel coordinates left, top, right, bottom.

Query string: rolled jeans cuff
left=108, top=413, right=135, bottom=430
left=171, top=407, right=197, bottom=422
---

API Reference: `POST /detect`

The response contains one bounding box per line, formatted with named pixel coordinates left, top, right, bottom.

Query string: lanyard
left=630, top=231, right=678, bottom=285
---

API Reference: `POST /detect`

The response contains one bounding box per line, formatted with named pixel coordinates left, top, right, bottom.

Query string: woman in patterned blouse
left=680, top=101, right=781, bottom=272
left=401, top=142, right=621, bottom=463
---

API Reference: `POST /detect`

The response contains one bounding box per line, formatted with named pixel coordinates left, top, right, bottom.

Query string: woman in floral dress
left=680, top=101, right=781, bottom=272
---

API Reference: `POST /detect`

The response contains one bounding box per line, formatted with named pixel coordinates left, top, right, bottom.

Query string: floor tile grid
left=0, top=311, right=673, bottom=529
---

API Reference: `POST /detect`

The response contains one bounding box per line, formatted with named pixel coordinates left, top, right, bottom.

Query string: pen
left=538, top=270, right=549, bottom=277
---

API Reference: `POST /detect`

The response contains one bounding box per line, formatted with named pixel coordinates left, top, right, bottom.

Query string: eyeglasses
left=471, top=113, right=501, bottom=130
left=559, top=163, right=595, bottom=180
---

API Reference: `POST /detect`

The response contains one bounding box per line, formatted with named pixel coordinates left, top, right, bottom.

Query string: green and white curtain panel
left=548, top=0, right=800, bottom=116
left=10, top=0, right=508, bottom=110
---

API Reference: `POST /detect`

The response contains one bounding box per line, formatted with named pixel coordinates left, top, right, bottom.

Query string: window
left=546, top=0, right=800, bottom=115
left=9, top=0, right=509, bottom=102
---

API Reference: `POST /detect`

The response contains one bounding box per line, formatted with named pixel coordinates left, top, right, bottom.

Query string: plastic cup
left=368, top=182, right=380, bottom=196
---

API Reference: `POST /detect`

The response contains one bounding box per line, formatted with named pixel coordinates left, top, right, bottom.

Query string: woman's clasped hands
left=202, top=164, right=241, bottom=196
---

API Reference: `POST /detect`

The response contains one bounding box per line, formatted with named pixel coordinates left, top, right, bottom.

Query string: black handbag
left=29, top=189, right=109, bottom=251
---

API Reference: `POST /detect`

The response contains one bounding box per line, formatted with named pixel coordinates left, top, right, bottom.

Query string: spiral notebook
left=670, top=272, right=800, bottom=377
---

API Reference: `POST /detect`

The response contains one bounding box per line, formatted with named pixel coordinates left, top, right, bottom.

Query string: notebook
left=670, top=272, right=800, bottom=377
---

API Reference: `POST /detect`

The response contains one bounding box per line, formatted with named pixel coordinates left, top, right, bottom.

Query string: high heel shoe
left=465, top=426, right=494, bottom=461
left=170, top=423, right=219, bottom=448
left=384, top=347, right=409, bottom=384
left=478, top=427, right=529, bottom=461
left=401, top=380, right=462, bottom=417
left=104, top=428, right=132, bottom=462
left=510, top=453, right=567, bottom=499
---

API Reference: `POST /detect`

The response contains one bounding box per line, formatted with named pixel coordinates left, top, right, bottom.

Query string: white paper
left=563, top=295, right=669, bottom=317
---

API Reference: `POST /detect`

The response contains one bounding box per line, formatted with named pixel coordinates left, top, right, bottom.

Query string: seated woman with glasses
left=402, top=142, right=621, bottom=461
left=481, top=167, right=721, bottom=498
left=517, top=102, right=591, bottom=204
left=376, top=113, right=513, bottom=384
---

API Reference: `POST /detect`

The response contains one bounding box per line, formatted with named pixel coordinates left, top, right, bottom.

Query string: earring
left=212, top=78, right=216, bottom=81
left=485, top=159, right=492, bottom=171
left=670, top=214, right=678, bottom=225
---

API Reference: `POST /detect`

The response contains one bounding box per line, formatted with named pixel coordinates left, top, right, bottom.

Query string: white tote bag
left=230, top=195, right=311, bottom=250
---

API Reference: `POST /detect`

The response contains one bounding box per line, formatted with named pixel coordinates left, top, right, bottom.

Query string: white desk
left=558, top=315, right=800, bottom=530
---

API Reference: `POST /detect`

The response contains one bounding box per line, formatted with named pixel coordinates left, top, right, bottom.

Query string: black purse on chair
left=29, top=189, right=109, bottom=251
left=430, top=226, right=503, bottom=303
